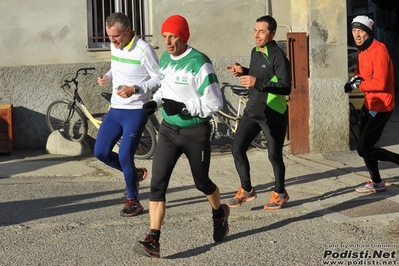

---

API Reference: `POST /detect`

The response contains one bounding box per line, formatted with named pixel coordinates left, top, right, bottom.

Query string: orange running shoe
left=226, top=186, right=257, bottom=208
left=264, top=190, right=289, bottom=210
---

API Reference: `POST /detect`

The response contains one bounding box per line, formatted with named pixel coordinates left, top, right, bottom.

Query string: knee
left=94, top=147, right=108, bottom=162
left=268, top=152, right=283, bottom=165
left=356, top=142, right=371, bottom=158
left=232, top=143, right=245, bottom=158
left=356, top=146, right=368, bottom=158
left=196, top=180, right=217, bottom=195
left=149, top=188, right=166, bottom=202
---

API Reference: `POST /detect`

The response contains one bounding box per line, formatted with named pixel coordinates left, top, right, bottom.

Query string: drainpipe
left=265, top=0, right=271, bottom=15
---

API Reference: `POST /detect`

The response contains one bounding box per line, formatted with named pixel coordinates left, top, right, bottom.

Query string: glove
left=162, top=98, right=186, bottom=116
left=344, top=76, right=362, bottom=93
left=142, top=101, right=157, bottom=115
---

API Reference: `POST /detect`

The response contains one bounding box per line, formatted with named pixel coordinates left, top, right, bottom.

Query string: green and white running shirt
left=153, top=46, right=223, bottom=127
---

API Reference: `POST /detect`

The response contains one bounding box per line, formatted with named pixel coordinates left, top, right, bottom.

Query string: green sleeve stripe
left=111, top=55, right=141, bottom=65
left=197, top=73, right=218, bottom=95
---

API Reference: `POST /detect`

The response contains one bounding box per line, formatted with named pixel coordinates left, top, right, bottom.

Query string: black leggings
left=149, top=120, right=217, bottom=202
left=232, top=115, right=287, bottom=193
left=357, top=105, right=399, bottom=182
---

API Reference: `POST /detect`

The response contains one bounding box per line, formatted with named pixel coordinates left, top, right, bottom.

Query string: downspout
left=265, top=0, right=271, bottom=15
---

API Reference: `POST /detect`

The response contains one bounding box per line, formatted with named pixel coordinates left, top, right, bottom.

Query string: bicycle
left=46, top=67, right=157, bottom=159
left=209, top=83, right=268, bottom=149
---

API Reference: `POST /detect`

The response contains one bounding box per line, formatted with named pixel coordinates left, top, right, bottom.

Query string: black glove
left=142, top=101, right=157, bottom=115
left=162, top=98, right=186, bottom=116
left=344, top=76, right=362, bottom=93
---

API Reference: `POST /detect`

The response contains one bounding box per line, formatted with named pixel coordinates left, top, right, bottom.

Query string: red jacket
left=355, top=39, right=395, bottom=112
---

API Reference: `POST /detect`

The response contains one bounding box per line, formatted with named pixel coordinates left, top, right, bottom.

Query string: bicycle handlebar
left=62, top=67, right=96, bottom=83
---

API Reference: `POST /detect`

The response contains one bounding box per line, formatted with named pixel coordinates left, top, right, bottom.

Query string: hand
left=344, top=83, right=353, bottom=93
left=239, top=75, right=256, bottom=88
left=97, top=75, right=108, bottom=86
left=162, top=98, right=186, bottom=116
left=344, top=75, right=362, bottom=93
left=227, top=62, right=243, bottom=77
left=116, top=85, right=139, bottom=98
left=116, top=85, right=130, bottom=98
left=143, top=101, right=157, bottom=115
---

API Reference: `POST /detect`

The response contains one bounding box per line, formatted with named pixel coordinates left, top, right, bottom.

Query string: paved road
left=1, top=144, right=398, bottom=265
left=1, top=105, right=399, bottom=265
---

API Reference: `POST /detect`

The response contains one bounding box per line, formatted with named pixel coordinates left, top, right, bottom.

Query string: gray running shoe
left=355, top=180, right=386, bottom=193
left=226, top=187, right=257, bottom=208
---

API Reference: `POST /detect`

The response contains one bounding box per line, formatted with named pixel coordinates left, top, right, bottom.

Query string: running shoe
left=137, top=167, right=148, bottom=182
left=226, top=187, right=257, bottom=207
left=264, top=190, right=289, bottom=210
left=213, top=204, right=230, bottom=242
left=120, top=198, right=143, bottom=217
left=134, top=234, right=161, bottom=258
left=123, top=167, right=148, bottom=196
left=355, top=180, right=386, bottom=193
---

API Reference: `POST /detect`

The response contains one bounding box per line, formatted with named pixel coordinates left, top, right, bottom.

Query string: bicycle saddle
left=101, top=92, right=112, bottom=102
left=232, top=88, right=249, bottom=96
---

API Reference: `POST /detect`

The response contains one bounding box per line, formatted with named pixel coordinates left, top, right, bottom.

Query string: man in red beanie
left=134, top=14, right=229, bottom=258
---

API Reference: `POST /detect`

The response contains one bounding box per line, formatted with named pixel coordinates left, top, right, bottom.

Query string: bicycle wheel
left=46, top=100, right=88, bottom=142
left=349, top=102, right=359, bottom=141
left=251, top=131, right=268, bottom=149
left=135, top=123, right=157, bottom=160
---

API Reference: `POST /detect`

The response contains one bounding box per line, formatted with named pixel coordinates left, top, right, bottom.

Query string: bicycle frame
left=212, top=88, right=247, bottom=138
left=61, top=68, right=105, bottom=130
left=71, top=91, right=103, bottom=130
left=210, top=83, right=268, bottom=149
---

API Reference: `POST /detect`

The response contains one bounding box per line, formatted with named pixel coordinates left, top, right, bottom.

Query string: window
left=87, top=0, right=151, bottom=50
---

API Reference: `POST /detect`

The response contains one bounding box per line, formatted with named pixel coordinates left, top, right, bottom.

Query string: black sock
left=149, top=229, right=161, bottom=243
left=212, top=206, right=224, bottom=218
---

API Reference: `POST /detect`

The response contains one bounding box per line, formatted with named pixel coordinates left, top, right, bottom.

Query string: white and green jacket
left=153, top=46, right=223, bottom=127
left=105, top=34, right=161, bottom=109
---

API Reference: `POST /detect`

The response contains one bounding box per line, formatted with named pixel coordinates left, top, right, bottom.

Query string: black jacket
left=243, top=41, right=291, bottom=126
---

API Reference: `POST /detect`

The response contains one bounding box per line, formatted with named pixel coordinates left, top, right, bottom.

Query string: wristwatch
left=134, top=87, right=140, bottom=94
left=181, top=107, right=189, bottom=115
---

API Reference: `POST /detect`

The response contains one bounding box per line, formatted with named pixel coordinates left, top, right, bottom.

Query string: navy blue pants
left=94, top=108, right=147, bottom=200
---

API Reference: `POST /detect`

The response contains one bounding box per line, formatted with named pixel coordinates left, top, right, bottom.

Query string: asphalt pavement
left=1, top=113, right=399, bottom=265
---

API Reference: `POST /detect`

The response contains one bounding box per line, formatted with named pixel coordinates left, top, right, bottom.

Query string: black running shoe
left=134, top=234, right=160, bottom=258
left=120, top=199, right=143, bottom=217
left=213, top=204, right=230, bottom=242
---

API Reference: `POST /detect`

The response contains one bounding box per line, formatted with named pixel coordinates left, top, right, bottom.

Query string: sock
left=212, top=206, right=224, bottom=218
left=149, top=229, right=160, bottom=243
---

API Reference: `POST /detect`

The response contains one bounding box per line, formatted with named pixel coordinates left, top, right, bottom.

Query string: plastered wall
left=0, top=0, right=348, bottom=152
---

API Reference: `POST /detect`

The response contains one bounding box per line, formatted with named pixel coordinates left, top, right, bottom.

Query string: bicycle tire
left=349, top=102, right=359, bottom=141
left=134, top=122, right=157, bottom=160
left=46, top=100, right=88, bottom=142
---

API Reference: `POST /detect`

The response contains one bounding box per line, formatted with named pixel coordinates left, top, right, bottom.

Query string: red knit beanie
left=161, top=15, right=190, bottom=43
